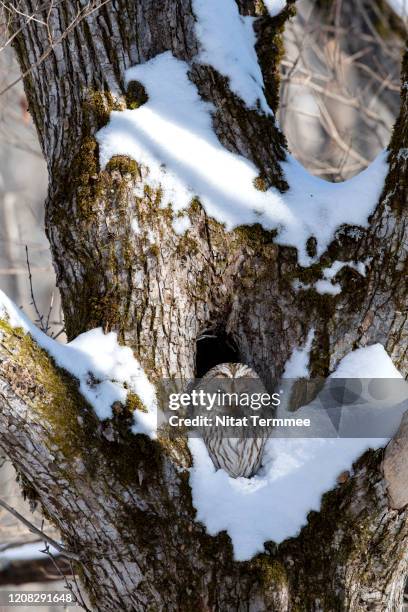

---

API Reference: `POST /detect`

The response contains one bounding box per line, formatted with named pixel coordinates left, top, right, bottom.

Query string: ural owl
left=196, top=363, right=267, bottom=479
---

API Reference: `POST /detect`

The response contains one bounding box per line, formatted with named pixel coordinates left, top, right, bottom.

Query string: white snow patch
left=0, top=291, right=157, bottom=437
left=331, top=344, right=402, bottom=379
left=146, top=229, right=156, bottom=245
left=322, top=260, right=368, bottom=279
left=397, top=147, right=408, bottom=161
left=292, top=278, right=341, bottom=295
left=0, top=542, right=60, bottom=563
left=131, top=217, right=140, bottom=234
left=263, top=0, right=287, bottom=17
left=173, top=215, right=192, bottom=235
left=283, top=329, right=315, bottom=378
left=97, top=52, right=388, bottom=266
left=292, top=280, right=310, bottom=292
left=293, top=259, right=368, bottom=295
left=388, top=0, right=408, bottom=17
left=314, top=279, right=342, bottom=295
left=189, top=436, right=386, bottom=560
left=278, top=154, right=388, bottom=264
left=192, top=0, right=271, bottom=113
left=189, top=344, right=405, bottom=560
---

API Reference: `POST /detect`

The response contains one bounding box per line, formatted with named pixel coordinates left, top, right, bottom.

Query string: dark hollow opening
left=195, top=330, right=240, bottom=378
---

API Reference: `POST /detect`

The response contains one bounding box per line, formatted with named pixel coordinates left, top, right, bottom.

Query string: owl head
left=195, top=363, right=264, bottom=415
left=200, top=363, right=260, bottom=380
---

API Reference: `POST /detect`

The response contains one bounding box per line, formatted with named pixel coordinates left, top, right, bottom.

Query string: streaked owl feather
left=196, top=363, right=267, bottom=479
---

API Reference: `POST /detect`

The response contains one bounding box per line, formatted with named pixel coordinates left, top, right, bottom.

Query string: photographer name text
left=168, top=415, right=311, bottom=428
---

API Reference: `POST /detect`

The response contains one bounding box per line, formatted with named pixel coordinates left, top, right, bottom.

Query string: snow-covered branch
left=0, top=290, right=407, bottom=609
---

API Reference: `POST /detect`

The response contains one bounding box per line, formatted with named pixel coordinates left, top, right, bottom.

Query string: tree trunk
left=1, top=0, right=407, bottom=609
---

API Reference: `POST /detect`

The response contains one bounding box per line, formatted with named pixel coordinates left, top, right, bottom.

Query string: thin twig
left=0, top=0, right=112, bottom=98
left=69, top=558, right=92, bottom=611
left=43, top=539, right=91, bottom=611
left=0, top=498, right=81, bottom=561
left=25, top=245, right=47, bottom=331
left=52, top=325, right=66, bottom=340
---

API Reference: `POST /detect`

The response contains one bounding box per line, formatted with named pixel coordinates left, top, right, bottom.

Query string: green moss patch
left=125, top=80, right=148, bottom=110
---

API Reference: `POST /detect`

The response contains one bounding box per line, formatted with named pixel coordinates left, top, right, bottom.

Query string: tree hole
left=195, top=330, right=240, bottom=378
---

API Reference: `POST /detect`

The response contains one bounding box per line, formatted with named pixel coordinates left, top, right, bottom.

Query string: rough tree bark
left=0, top=0, right=407, bottom=609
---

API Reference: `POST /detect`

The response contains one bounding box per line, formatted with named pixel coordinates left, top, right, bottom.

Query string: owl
left=196, top=363, right=267, bottom=479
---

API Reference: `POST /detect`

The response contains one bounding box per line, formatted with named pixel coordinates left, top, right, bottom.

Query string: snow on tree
left=0, top=0, right=407, bottom=609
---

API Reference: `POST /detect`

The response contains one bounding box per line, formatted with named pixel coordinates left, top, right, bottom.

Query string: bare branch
left=25, top=245, right=48, bottom=332
left=0, top=0, right=112, bottom=98
left=0, top=499, right=80, bottom=561
left=42, top=541, right=91, bottom=611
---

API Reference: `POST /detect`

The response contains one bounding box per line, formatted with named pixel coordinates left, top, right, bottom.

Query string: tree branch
left=0, top=499, right=80, bottom=561
left=0, top=552, right=71, bottom=587
left=383, top=411, right=408, bottom=509
left=0, top=309, right=407, bottom=609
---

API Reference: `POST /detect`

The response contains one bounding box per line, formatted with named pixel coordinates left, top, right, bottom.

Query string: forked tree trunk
left=0, top=1, right=407, bottom=609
